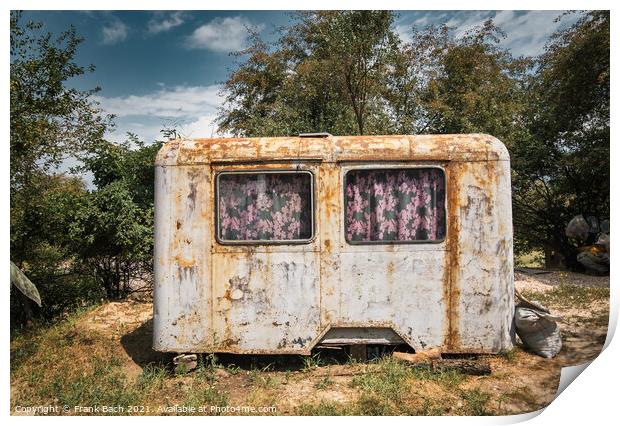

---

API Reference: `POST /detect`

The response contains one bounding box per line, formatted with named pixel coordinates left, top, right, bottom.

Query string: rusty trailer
left=153, top=134, right=515, bottom=355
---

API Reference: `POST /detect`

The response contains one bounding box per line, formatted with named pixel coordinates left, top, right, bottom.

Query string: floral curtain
left=218, top=173, right=312, bottom=241
left=345, top=168, right=446, bottom=242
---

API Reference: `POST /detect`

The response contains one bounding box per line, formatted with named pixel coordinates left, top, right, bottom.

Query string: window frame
left=215, top=169, right=316, bottom=245
left=343, top=166, right=447, bottom=246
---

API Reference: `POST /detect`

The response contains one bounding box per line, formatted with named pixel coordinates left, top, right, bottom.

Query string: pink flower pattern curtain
left=218, top=173, right=312, bottom=241
left=345, top=168, right=446, bottom=242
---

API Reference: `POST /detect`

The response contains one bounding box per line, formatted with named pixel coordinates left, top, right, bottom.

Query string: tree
left=512, top=11, right=609, bottom=268
left=9, top=172, right=105, bottom=326
left=299, top=11, right=400, bottom=134
left=381, top=25, right=450, bottom=134
left=69, top=136, right=162, bottom=299
left=218, top=11, right=400, bottom=136
left=414, top=20, right=531, bottom=145
left=10, top=11, right=111, bottom=267
left=10, top=12, right=114, bottom=325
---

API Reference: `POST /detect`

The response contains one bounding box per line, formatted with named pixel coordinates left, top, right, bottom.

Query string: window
left=345, top=168, right=446, bottom=243
left=217, top=171, right=313, bottom=243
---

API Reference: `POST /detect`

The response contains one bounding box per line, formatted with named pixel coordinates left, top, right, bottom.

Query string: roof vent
left=298, top=132, right=332, bottom=138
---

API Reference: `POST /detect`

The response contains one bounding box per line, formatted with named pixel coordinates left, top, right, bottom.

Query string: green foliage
left=218, top=11, right=399, bottom=136
left=68, top=136, right=162, bottom=299
left=137, top=365, right=169, bottom=391
left=410, top=365, right=465, bottom=388
left=419, top=19, right=531, bottom=143
left=10, top=12, right=163, bottom=323
left=10, top=11, right=112, bottom=325
left=10, top=11, right=111, bottom=188
left=351, top=358, right=411, bottom=405
left=301, top=352, right=324, bottom=371
left=512, top=11, right=610, bottom=268
left=314, top=375, right=334, bottom=390
left=9, top=10, right=609, bottom=328
left=47, top=356, right=139, bottom=411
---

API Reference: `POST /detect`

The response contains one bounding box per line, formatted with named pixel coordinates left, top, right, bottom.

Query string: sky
left=21, top=10, right=583, bottom=145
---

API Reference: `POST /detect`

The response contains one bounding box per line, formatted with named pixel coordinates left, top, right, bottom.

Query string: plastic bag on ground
left=566, top=215, right=590, bottom=241
left=514, top=297, right=563, bottom=358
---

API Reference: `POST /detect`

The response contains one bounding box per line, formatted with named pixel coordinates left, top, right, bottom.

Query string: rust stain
left=444, top=161, right=462, bottom=351
left=157, top=134, right=508, bottom=166
left=386, top=260, right=395, bottom=289
left=174, top=255, right=196, bottom=269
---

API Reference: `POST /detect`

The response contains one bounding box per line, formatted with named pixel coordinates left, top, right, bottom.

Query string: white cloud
left=490, top=10, right=582, bottom=57
left=147, top=12, right=186, bottom=34
left=101, top=19, right=128, bottom=45
left=446, top=10, right=582, bottom=57
left=186, top=16, right=261, bottom=52
left=396, top=11, right=583, bottom=58
left=180, top=114, right=224, bottom=139
left=96, top=85, right=228, bottom=143
left=95, top=85, right=223, bottom=118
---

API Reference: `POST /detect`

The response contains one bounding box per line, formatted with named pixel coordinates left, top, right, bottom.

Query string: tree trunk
left=544, top=244, right=566, bottom=270
left=19, top=292, right=34, bottom=327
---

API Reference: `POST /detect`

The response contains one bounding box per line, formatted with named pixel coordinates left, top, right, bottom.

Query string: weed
left=498, top=348, right=518, bottom=362
left=515, top=250, right=545, bottom=268
left=352, top=358, right=410, bottom=403
left=314, top=375, right=334, bottom=390
left=461, top=388, right=491, bottom=415
left=225, top=364, right=242, bottom=375
left=181, top=385, right=229, bottom=415
left=301, top=353, right=323, bottom=372
left=138, top=364, right=168, bottom=391
left=354, top=393, right=394, bottom=415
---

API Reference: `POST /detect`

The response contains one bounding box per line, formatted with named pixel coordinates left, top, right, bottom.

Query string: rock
left=173, top=354, right=198, bottom=373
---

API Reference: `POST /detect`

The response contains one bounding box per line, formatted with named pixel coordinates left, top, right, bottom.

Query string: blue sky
left=21, top=10, right=583, bottom=145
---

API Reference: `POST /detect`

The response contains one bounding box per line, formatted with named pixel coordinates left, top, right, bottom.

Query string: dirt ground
left=11, top=270, right=610, bottom=416
left=514, top=271, right=610, bottom=368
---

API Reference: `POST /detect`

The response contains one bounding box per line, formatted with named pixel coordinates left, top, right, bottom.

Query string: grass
left=11, top=317, right=490, bottom=416
left=498, top=348, right=519, bottom=363
left=411, top=365, right=465, bottom=388
left=461, top=388, right=491, bottom=415
left=297, top=401, right=349, bottom=416
left=351, top=358, right=411, bottom=402
left=181, top=385, right=229, bottom=415
left=137, top=365, right=168, bottom=391
left=505, top=386, right=539, bottom=407
left=10, top=306, right=232, bottom=415
left=522, top=284, right=609, bottom=308
left=515, top=250, right=545, bottom=268
left=345, top=357, right=466, bottom=415
left=301, top=352, right=324, bottom=372
left=314, top=375, right=334, bottom=390
left=13, top=302, right=563, bottom=417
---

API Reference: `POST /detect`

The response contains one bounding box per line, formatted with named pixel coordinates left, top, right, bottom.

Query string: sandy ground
left=514, top=270, right=610, bottom=292
left=67, top=270, right=610, bottom=415
left=515, top=271, right=610, bottom=367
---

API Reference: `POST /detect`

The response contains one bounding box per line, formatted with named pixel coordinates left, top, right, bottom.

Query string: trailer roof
left=155, top=133, right=509, bottom=166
